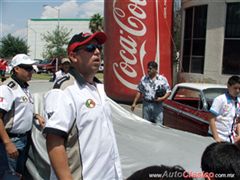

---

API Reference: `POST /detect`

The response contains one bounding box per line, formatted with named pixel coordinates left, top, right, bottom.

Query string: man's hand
left=155, top=97, right=163, bottom=102
left=34, top=114, right=45, bottom=128
left=5, top=141, right=19, bottom=159
left=214, top=137, right=223, bottom=143
left=131, top=104, right=136, bottom=112
left=234, top=135, right=240, bottom=144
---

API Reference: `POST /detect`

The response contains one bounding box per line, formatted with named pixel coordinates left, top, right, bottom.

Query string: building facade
left=179, top=0, right=240, bottom=84
left=27, top=18, right=90, bottom=60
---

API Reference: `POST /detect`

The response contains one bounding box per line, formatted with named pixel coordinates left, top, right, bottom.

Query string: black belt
left=144, top=99, right=156, bottom=103
left=8, top=131, right=30, bottom=138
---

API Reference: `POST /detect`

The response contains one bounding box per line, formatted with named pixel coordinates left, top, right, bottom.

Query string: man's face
left=14, top=64, right=34, bottom=82
left=61, top=62, right=70, bottom=73
left=147, top=66, right=157, bottom=77
left=228, top=83, right=240, bottom=98
left=70, top=39, right=102, bottom=75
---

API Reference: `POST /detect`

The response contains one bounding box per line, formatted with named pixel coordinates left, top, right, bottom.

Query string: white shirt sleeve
left=210, top=96, right=222, bottom=116
left=44, top=89, right=75, bottom=134
left=0, top=85, right=14, bottom=112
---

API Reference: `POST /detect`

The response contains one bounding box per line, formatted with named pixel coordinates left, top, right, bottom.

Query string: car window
left=173, top=87, right=201, bottom=109
left=39, top=59, right=51, bottom=64
left=203, top=88, right=227, bottom=99
left=203, top=88, right=227, bottom=109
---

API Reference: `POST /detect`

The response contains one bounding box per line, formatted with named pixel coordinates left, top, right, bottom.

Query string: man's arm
left=131, top=92, right=141, bottom=112
left=46, top=134, right=73, bottom=180
left=0, top=113, right=19, bottom=159
left=155, top=92, right=171, bottom=102
left=209, top=115, right=222, bottom=142
left=234, top=120, right=240, bottom=144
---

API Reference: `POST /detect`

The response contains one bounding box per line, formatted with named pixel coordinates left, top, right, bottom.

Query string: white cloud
left=78, top=0, right=104, bottom=18
left=13, top=28, right=27, bottom=40
left=0, top=23, right=27, bottom=39
left=41, top=0, right=104, bottom=19
left=0, top=23, right=15, bottom=38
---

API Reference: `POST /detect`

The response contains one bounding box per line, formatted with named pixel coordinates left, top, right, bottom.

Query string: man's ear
left=68, top=52, right=77, bottom=63
left=13, top=66, right=20, bottom=73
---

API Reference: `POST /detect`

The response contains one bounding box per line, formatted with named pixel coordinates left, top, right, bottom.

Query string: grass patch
left=32, top=73, right=52, bottom=80
left=32, top=72, right=104, bottom=81
left=96, top=72, right=104, bottom=81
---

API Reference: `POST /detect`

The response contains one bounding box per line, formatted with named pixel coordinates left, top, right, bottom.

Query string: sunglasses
left=18, top=65, right=34, bottom=72
left=83, top=44, right=102, bottom=52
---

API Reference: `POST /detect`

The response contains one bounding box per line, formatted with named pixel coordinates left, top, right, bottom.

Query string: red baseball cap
left=67, top=32, right=107, bottom=54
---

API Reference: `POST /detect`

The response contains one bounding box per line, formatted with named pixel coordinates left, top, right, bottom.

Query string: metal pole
left=56, top=8, right=60, bottom=71
left=53, top=7, right=60, bottom=72
left=57, top=8, right=60, bottom=28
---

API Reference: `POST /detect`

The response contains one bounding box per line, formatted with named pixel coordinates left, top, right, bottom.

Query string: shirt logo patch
left=22, top=96, right=28, bottom=102
left=223, top=104, right=231, bottom=113
left=47, top=112, right=54, bottom=119
left=0, top=97, right=3, bottom=102
left=85, top=99, right=96, bottom=108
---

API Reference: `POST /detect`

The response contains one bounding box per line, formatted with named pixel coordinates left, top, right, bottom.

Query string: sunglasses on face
left=18, top=65, right=34, bottom=72
left=83, top=44, right=102, bottom=52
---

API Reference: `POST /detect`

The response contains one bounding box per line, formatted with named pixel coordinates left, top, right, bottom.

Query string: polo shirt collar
left=225, top=92, right=239, bottom=104
left=11, top=74, right=29, bottom=88
left=147, top=74, right=159, bottom=81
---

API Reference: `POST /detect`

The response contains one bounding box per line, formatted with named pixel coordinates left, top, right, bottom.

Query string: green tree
left=89, top=13, right=104, bottom=33
left=0, top=34, right=29, bottom=58
left=42, top=25, right=71, bottom=60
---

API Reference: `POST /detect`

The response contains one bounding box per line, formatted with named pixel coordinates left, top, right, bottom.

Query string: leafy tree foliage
left=89, top=13, right=104, bottom=33
left=0, top=34, right=29, bottom=58
left=89, top=13, right=105, bottom=61
left=42, top=25, right=71, bottom=60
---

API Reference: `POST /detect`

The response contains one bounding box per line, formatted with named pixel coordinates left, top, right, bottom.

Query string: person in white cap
left=54, top=57, right=71, bottom=83
left=43, top=32, right=122, bottom=180
left=0, top=54, right=45, bottom=178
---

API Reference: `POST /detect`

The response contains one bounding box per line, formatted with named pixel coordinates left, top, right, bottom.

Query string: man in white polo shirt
left=209, top=75, right=240, bottom=143
left=0, top=54, right=45, bottom=178
left=43, top=32, right=122, bottom=180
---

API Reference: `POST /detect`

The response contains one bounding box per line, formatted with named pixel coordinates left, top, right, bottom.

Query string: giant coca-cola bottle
left=104, top=0, right=173, bottom=102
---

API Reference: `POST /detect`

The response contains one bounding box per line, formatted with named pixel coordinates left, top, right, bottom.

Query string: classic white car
left=163, top=83, right=227, bottom=136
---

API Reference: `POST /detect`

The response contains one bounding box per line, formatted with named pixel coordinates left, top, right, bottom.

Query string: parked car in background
left=34, top=59, right=43, bottom=64
left=37, top=59, right=59, bottom=74
left=163, top=83, right=227, bottom=136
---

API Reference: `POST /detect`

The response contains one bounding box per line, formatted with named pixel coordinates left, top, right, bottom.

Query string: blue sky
left=0, top=0, right=104, bottom=39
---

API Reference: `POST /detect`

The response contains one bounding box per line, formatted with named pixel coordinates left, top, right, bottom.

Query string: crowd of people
left=0, top=30, right=239, bottom=179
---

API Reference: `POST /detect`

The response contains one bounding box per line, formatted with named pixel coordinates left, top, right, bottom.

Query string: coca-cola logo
left=112, top=0, right=147, bottom=90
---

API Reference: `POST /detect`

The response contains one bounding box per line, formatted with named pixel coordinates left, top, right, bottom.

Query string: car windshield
left=39, top=59, right=51, bottom=64
left=203, top=88, right=227, bottom=109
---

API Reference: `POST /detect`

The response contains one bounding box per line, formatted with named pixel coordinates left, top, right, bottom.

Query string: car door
left=163, top=87, right=209, bottom=136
